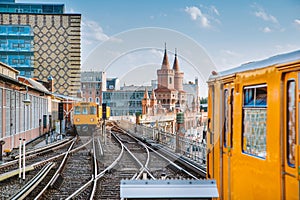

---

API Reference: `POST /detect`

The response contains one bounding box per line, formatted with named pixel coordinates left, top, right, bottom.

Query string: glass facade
left=102, top=90, right=151, bottom=116
left=0, top=3, right=64, bottom=14
left=0, top=25, right=34, bottom=77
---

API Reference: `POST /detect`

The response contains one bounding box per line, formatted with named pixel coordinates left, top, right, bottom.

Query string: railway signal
left=102, top=103, right=107, bottom=120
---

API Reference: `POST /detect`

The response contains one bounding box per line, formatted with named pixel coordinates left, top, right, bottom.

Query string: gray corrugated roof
left=210, top=49, right=300, bottom=80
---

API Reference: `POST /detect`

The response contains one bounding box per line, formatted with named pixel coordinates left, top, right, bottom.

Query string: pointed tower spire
left=161, top=42, right=170, bottom=69
left=150, top=88, right=156, bottom=100
left=143, top=87, right=149, bottom=99
left=150, top=88, right=157, bottom=111
left=173, top=48, right=179, bottom=71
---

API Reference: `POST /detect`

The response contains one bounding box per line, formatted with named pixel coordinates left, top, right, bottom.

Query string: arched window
left=95, top=97, right=100, bottom=104
left=88, top=97, right=93, bottom=102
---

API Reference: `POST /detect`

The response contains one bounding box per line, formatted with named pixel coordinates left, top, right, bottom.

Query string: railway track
left=41, top=138, right=93, bottom=199
left=0, top=137, right=75, bottom=199
left=1, top=122, right=207, bottom=199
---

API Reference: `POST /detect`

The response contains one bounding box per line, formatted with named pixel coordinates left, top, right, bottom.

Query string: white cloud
left=221, top=49, right=242, bottom=57
left=82, top=19, right=109, bottom=44
left=185, top=6, right=201, bottom=20
left=211, top=6, right=219, bottom=16
left=252, top=4, right=278, bottom=24
left=294, top=19, right=300, bottom=29
left=185, top=6, right=210, bottom=28
left=263, top=27, right=272, bottom=33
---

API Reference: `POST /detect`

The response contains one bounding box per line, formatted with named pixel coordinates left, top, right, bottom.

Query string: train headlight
left=76, top=118, right=80, bottom=122
left=90, top=118, right=94, bottom=122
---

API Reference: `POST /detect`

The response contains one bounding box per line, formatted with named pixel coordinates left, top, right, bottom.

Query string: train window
left=242, top=84, right=267, bottom=158
left=74, top=106, right=81, bottom=114
left=244, top=85, right=267, bottom=107
left=287, top=80, right=296, bottom=167
left=82, top=107, right=88, bottom=115
left=230, top=88, right=234, bottom=148
left=223, top=89, right=229, bottom=147
left=90, top=106, right=96, bottom=115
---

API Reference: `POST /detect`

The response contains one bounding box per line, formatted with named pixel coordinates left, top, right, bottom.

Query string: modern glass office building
left=0, top=1, right=64, bottom=14
left=0, top=25, right=34, bottom=77
left=0, top=0, right=81, bottom=96
left=102, top=87, right=152, bottom=116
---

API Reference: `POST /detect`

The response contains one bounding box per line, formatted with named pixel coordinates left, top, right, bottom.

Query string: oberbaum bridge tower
left=142, top=45, right=187, bottom=115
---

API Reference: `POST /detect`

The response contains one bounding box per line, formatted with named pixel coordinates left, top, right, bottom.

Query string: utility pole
left=102, top=103, right=107, bottom=144
left=58, top=102, right=64, bottom=139
left=22, top=138, right=26, bottom=180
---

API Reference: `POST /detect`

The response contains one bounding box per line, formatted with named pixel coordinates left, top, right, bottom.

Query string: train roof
left=209, top=49, right=300, bottom=80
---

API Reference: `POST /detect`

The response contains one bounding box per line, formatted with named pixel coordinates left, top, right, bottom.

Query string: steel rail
left=115, top=125, right=199, bottom=179
left=0, top=138, right=77, bottom=182
left=89, top=135, right=98, bottom=200
left=34, top=136, right=92, bottom=200
left=67, top=133, right=125, bottom=199
left=13, top=137, right=73, bottom=159
left=0, top=138, right=73, bottom=170
left=9, top=162, right=55, bottom=200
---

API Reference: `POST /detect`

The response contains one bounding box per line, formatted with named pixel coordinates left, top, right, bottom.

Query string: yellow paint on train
left=99, top=105, right=111, bottom=120
left=73, top=102, right=110, bottom=126
left=207, top=50, right=300, bottom=200
left=73, top=102, right=99, bottom=126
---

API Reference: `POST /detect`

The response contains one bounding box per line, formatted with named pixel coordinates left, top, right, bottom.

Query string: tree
left=200, top=97, right=208, bottom=104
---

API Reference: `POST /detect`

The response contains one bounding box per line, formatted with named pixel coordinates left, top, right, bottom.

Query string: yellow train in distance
left=73, top=102, right=110, bottom=135
left=207, top=50, right=300, bottom=200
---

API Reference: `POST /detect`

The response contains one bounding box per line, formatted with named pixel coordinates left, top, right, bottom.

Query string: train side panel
left=207, top=63, right=300, bottom=199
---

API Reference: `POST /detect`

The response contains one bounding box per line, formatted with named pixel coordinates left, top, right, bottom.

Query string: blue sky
left=59, top=0, right=299, bottom=68
left=20, top=0, right=300, bottom=89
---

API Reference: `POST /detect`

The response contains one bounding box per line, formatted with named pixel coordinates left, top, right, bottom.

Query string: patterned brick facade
left=0, top=13, right=81, bottom=96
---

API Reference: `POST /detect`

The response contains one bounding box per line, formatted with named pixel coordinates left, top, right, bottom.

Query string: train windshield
left=90, top=106, right=96, bottom=114
left=74, top=105, right=96, bottom=115
left=74, top=106, right=81, bottom=114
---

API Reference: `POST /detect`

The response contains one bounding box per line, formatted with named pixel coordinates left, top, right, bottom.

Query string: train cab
left=73, top=102, right=99, bottom=136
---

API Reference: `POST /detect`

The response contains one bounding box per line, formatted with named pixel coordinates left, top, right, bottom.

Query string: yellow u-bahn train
left=73, top=102, right=110, bottom=135
left=207, top=50, right=300, bottom=200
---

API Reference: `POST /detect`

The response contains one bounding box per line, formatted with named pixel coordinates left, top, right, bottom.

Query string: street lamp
left=23, top=86, right=31, bottom=106
left=21, top=85, right=31, bottom=180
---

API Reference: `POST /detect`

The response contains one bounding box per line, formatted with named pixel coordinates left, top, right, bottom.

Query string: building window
left=169, top=77, right=172, bottom=84
left=95, top=97, right=99, bottom=104
left=242, top=84, right=267, bottom=158
left=88, top=97, right=93, bottom=102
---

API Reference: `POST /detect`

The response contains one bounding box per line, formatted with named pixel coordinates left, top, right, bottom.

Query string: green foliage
left=200, top=97, right=208, bottom=104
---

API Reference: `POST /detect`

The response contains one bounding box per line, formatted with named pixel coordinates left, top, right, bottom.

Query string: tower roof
left=173, top=48, right=180, bottom=71
left=150, top=88, right=156, bottom=100
left=161, top=43, right=170, bottom=69
left=143, top=88, right=149, bottom=99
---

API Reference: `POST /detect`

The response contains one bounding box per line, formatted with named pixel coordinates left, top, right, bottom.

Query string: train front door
left=221, top=84, right=234, bottom=200
left=284, top=72, right=299, bottom=200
